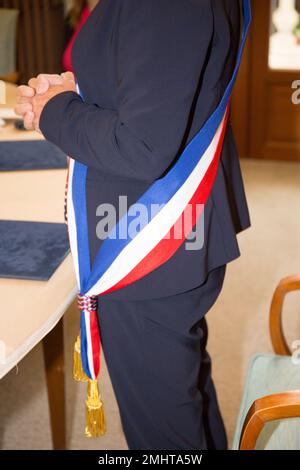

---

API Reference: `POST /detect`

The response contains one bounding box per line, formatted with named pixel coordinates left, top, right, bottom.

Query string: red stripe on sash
left=89, top=310, right=100, bottom=377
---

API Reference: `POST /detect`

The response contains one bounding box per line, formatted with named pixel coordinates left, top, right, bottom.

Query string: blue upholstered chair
left=232, top=275, right=300, bottom=450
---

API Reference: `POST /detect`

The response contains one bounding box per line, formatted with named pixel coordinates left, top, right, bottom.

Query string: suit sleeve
left=40, top=0, right=213, bottom=182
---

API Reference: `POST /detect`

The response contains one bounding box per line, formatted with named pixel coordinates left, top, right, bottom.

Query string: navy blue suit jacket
left=40, top=0, right=250, bottom=300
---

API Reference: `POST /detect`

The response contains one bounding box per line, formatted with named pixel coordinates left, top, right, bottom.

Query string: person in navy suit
left=16, top=0, right=250, bottom=450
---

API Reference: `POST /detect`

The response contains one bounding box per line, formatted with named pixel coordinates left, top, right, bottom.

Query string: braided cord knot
left=77, top=294, right=98, bottom=312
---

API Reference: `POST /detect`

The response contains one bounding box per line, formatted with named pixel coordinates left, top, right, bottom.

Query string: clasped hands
left=15, top=72, right=77, bottom=131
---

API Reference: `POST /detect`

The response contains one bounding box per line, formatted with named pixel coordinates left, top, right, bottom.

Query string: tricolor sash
left=66, top=0, right=251, bottom=436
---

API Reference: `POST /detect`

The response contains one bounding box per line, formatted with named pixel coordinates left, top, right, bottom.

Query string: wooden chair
left=232, top=275, right=300, bottom=450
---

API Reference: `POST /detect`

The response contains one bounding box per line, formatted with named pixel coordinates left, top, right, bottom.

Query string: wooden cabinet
left=231, top=0, right=300, bottom=161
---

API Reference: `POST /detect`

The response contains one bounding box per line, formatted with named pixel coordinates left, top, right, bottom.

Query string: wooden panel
left=249, top=0, right=300, bottom=161
left=231, top=21, right=252, bottom=158
left=0, top=0, right=65, bottom=83
left=232, top=0, right=300, bottom=161
left=248, top=0, right=270, bottom=159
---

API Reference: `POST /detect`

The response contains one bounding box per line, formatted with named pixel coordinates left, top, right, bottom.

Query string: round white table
left=0, top=83, right=77, bottom=449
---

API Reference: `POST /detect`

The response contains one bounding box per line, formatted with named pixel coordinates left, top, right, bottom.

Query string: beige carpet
left=0, top=158, right=300, bottom=450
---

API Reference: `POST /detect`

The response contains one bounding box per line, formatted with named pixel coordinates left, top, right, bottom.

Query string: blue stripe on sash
left=72, top=162, right=91, bottom=292
left=80, top=311, right=92, bottom=378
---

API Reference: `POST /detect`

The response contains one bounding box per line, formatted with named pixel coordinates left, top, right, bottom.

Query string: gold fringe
left=73, top=334, right=88, bottom=382
left=85, top=379, right=106, bottom=437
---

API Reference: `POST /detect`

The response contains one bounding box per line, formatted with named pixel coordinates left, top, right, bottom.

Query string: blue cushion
left=232, top=354, right=300, bottom=450
left=0, top=220, right=69, bottom=281
left=0, top=140, right=67, bottom=171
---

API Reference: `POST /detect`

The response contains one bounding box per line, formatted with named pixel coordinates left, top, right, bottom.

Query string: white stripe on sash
left=84, top=310, right=95, bottom=378
left=86, top=109, right=226, bottom=297
left=67, top=159, right=80, bottom=285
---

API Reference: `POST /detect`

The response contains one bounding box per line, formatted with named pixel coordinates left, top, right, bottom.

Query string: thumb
left=61, top=71, right=75, bottom=84
left=36, top=74, right=64, bottom=94
left=35, top=75, right=51, bottom=95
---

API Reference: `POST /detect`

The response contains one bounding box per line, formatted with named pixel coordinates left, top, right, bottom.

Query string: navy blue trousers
left=98, top=265, right=227, bottom=450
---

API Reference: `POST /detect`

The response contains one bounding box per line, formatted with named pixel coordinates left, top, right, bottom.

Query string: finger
left=36, top=74, right=64, bottom=94
left=16, top=85, right=35, bottom=99
left=23, top=111, right=35, bottom=130
left=15, top=95, right=34, bottom=105
left=61, top=71, right=75, bottom=83
left=14, top=102, right=33, bottom=117
left=34, top=117, right=41, bottom=133
left=39, top=74, right=64, bottom=85
left=28, top=77, right=38, bottom=90
left=29, top=75, right=49, bottom=95
left=35, top=75, right=50, bottom=94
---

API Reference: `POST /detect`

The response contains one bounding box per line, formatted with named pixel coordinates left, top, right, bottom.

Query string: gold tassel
left=85, top=379, right=106, bottom=437
left=73, top=334, right=88, bottom=382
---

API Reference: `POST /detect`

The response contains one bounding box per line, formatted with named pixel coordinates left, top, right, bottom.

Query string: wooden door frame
left=231, top=10, right=253, bottom=158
